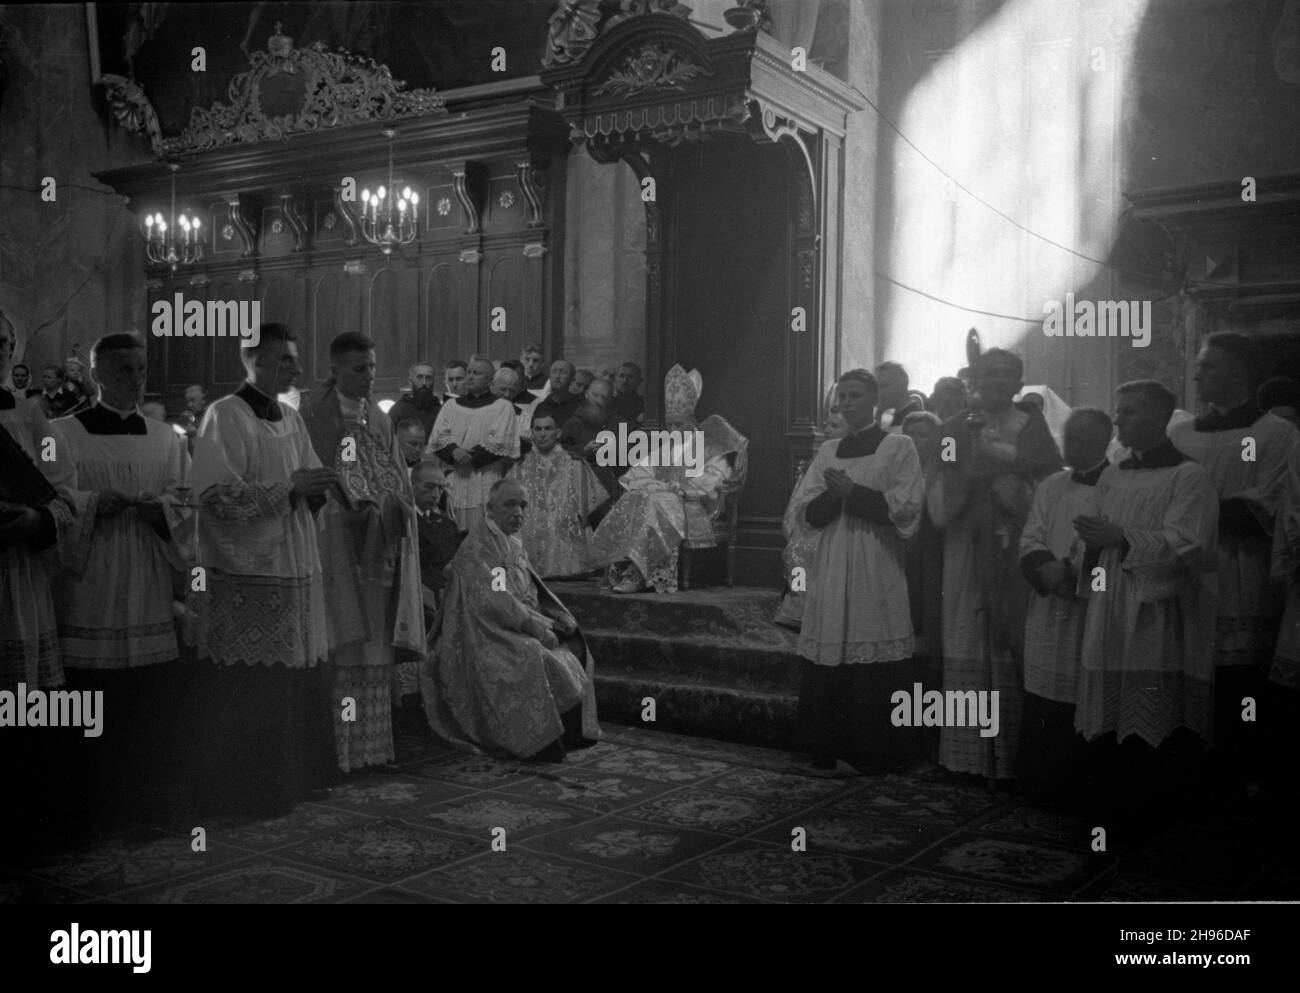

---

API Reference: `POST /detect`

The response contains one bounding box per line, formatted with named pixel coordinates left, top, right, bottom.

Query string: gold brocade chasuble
left=301, top=386, right=424, bottom=659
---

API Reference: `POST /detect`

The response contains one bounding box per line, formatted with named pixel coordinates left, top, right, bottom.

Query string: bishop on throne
left=592, top=364, right=746, bottom=594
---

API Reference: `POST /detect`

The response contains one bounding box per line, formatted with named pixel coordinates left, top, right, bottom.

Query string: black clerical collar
left=1070, top=459, right=1108, bottom=485
left=455, top=390, right=501, bottom=409
left=835, top=423, right=887, bottom=458
left=1119, top=439, right=1187, bottom=470
left=1194, top=402, right=1263, bottom=432
left=77, top=402, right=147, bottom=435
left=235, top=381, right=283, bottom=422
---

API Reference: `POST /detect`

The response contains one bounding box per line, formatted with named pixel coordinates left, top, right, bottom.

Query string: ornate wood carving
left=332, top=186, right=361, bottom=247
left=163, top=26, right=445, bottom=155
left=516, top=159, right=548, bottom=229
left=748, top=99, right=818, bottom=226
left=593, top=42, right=713, bottom=96
left=96, top=72, right=570, bottom=436
left=543, top=1, right=695, bottom=68
left=225, top=194, right=262, bottom=258
left=542, top=0, right=602, bottom=67
left=100, top=75, right=165, bottom=157
left=280, top=193, right=310, bottom=253
left=794, top=456, right=809, bottom=485
left=450, top=161, right=487, bottom=235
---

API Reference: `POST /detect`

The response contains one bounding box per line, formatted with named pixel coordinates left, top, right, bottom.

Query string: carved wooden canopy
left=540, top=11, right=860, bottom=160
left=102, top=24, right=446, bottom=158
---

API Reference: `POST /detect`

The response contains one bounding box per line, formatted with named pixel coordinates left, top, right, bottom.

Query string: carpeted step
left=583, top=629, right=802, bottom=694
left=554, top=579, right=793, bottom=644
left=593, top=670, right=799, bottom=749
left=551, top=579, right=805, bottom=748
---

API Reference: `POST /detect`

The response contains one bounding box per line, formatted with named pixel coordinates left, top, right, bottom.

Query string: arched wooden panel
left=208, top=280, right=246, bottom=390
left=367, top=266, right=417, bottom=387
left=259, top=275, right=289, bottom=325
left=522, top=253, right=543, bottom=348
left=312, top=272, right=342, bottom=386
left=424, top=261, right=463, bottom=368
left=484, top=252, right=523, bottom=361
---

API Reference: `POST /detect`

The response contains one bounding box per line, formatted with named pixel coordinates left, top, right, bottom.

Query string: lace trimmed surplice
left=190, top=395, right=328, bottom=668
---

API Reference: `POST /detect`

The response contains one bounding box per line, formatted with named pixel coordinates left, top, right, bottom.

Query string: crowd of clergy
left=4, top=308, right=1299, bottom=851
left=783, top=334, right=1300, bottom=845
left=0, top=315, right=744, bottom=845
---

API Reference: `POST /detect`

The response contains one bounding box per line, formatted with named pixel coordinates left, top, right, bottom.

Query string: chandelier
left=144, top=163, right=204, bottom=271
left=360, top=129, right=419, bottom=254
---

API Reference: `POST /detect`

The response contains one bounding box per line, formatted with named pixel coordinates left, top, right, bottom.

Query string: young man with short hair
left=509, top=410, right=608, bottom=578
left=301, top=332, right=424, bottom=773
left=50, top=333, right=188, bottom=809
left=425, top=355, right=520, bottom=532
left=442, top=359, right=468, bottom=402
left=1073, top=380, right=1218, bottom=841
left=190, top=322, right=339, bottom=816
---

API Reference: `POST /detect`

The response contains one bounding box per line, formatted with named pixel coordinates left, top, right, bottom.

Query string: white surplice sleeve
left=1019, top=473, right=1057, bottom=559
left=1121, top=463, right=1219, bottom=598
left=1234, top=415, right=1297, bottom=531
left=426, top=402, right=459, bottom=457
left=883, top=434, right=924, bottom=538
left=191, top=402, right=294, bottom=525
left=482, top=399, right=522, bottom=459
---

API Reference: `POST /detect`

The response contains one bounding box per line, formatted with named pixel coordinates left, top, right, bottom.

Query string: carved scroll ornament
left=101, top=25, right=446, bottom=156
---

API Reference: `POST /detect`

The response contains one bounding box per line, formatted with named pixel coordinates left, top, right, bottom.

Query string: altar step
left=550, top=579, right=803, bottom=749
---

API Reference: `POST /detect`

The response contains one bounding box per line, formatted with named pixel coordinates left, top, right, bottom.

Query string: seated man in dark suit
left=396, top=459, right=463, bottom=733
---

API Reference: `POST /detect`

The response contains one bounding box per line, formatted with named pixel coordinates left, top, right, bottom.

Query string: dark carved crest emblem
left=593, top=42, right=711, bottom=96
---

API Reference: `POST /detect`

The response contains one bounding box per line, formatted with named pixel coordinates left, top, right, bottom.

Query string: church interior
left=1, top=0, right=1299, bottom=907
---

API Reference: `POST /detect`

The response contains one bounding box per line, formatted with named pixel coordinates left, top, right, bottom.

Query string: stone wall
left=839, top=0, right=882, bottom=378
left=0, top=4, right=150, bottom=382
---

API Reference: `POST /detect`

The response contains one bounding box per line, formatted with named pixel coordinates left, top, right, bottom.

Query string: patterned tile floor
left=3, top=722, right=1294, bottom=904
